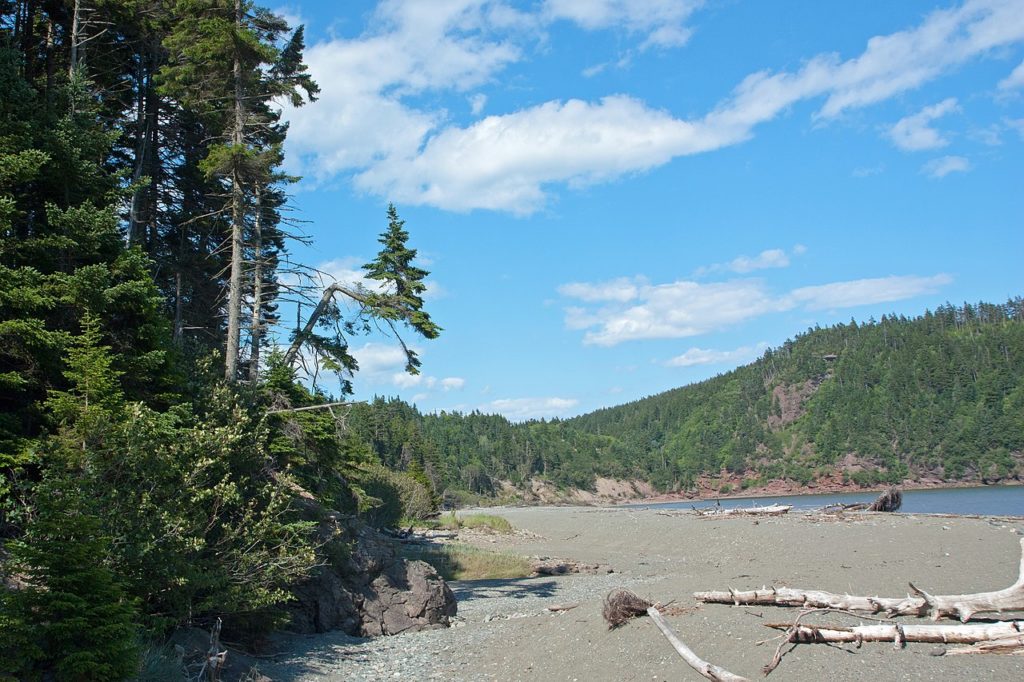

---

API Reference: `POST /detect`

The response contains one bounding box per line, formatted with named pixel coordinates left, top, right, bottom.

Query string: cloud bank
left=284, top=0, right=1024, bottom=213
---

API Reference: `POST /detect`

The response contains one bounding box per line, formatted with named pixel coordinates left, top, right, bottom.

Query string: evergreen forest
left=0, top=1, right=440, bottom=678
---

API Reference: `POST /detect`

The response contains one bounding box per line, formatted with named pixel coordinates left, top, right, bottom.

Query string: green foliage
left=1, top=478, right=140, bottom=681
left=86, top=393, right=318, bottom=635
left=362, top=204, right=441, bottom=373
left=356, top=463, right=437, bottom=527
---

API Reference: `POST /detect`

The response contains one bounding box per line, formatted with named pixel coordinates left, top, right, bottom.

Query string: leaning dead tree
left=695, top=538, right=1024, bottom=622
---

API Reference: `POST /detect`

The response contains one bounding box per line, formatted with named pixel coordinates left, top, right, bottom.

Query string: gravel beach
left=261, top=506, right=1024, bottom=681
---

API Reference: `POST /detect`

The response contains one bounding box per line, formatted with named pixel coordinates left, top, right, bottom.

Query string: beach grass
left=413, top=511, right=514, bottom=533
left=401, top=543, right=531, bottom=580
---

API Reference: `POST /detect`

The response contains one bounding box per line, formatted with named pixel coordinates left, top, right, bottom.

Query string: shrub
left=357, top=464, right=438, bottom=527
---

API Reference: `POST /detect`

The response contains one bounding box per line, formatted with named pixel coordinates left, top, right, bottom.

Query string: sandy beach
left=263, top=506, right=1024, bottom=681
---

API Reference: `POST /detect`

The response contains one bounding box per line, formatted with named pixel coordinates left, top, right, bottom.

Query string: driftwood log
left=825, top=486, right=904, bottom=513
left=695, top=504, right=792, bottom=518
left=695, top=538, right=1024, bottom=622
left=646, top=606, right=749, bottom=682
left=764, top=620, right=1024, bottom=646
left=944, top=633, right=1024, bottom=655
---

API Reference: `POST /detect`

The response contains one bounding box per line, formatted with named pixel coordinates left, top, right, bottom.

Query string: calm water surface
left=643, top=485, right=1024, bottom=516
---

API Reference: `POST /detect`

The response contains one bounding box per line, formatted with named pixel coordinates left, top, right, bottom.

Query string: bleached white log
left=764, top=620, right=1024, bottom=646
left=646, top=607, right=749, bottom=682
left=695, top=538, right=1024, bottom=622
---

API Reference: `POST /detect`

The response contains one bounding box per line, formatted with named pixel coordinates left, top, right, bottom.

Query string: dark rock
left=287, top=511, right=457, bottom=637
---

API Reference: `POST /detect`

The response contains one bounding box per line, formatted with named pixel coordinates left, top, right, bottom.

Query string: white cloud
left=441, top=377, right=466, bottom=390
left=998, top=59, right=1024, bottom=89
left=557, top=276, right=644, bottom=302
left=543, top=0, right=703, bottom=49
left=729, top=248, right=790, bottom=273
left=392, top=372, right=426, bottom=389
left=566, top=279, right=787, bottom=346
left=1006, top=117, right=1024, bottom=139
left=666, top=342, right=769, bottom=368
left=852, top=163, right=886, bottom=177
left=354, top=95, right=710, bottom=214
left=286, top=0, right=1024, bottom=213
left=888, top=98, right=959, bottom=151
left=695, top=247, right=798, bottom=276
left=315, top=257, right=375, bottom=291
left=922, top=155, right=971, bottom=178
left=484, top=396, right=579, bottom=420
left=787, top=274, right=953, bottom=310
left=469, top=93, right=488, bottom=115
left=351, top=342, right=410, bottom=374
left=562, top=273, right=953, bottom=345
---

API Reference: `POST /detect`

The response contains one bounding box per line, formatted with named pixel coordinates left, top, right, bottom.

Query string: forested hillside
left=349, top=300, right=1024, bottom=499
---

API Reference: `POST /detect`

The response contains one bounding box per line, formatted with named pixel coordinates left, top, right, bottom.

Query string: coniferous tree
left=1, top=478, right=140, bottom=681
left=159, top=0, right=317, bottom=381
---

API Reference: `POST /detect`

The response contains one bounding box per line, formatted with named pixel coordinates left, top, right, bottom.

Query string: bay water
left=643, top=485, right=1024, bottom=516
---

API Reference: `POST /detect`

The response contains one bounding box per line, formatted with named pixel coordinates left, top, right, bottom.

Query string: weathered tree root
left=695, top=538, right=1024, bottom=622
left=602, top=589, right=653, bottom=628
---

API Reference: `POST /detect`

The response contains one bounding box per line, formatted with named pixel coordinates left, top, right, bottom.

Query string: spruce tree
left=1, top=478, right=140, bottom=681
left=159, top=0, right=317, bottom=381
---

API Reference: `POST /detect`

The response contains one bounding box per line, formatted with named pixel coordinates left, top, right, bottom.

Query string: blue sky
left=272, top=0, right=1023, bottom=420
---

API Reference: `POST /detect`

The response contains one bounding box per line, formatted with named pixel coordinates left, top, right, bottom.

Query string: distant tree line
left=347, top=299, right=1024, bottom=498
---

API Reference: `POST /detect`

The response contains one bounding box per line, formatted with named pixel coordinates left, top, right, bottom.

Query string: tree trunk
left=283, top=283, right=368, bottom=367
left=68, top=0, right=80, bottom=78
left=224, top=0, right=245, bottom=382
left=248, top=186, right=263, bottom=383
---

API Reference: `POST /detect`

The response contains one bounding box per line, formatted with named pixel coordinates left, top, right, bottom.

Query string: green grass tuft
left=401, top=543, right=531, bottom=581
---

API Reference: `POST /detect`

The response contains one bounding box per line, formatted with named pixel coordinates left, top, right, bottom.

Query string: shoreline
left=264, top=505, right=1024, bottom=681
left=630, top=477, right=1024, bottom=506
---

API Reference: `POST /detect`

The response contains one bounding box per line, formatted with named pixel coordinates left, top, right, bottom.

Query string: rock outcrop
left=288, top=511, right=456, bottom=637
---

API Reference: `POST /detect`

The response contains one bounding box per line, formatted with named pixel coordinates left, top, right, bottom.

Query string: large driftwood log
left=695, top=538, right=1024, bottom=622
left=764, top=620, right=1024, bottom=646
left=646, top=607, right=749, bottom=682
left=695, top=504, right=792, bottom=517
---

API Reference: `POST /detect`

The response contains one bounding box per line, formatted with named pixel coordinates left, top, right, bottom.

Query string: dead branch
left=646, top=606, right=749, bottom=682
left=694, top=538, right=1024, bottom=622
left=266, top=401, right=359, bottom=415
left=546, top=603, right=580, bottom=612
